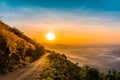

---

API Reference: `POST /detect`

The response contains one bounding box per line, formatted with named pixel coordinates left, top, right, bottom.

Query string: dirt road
left=0, top=53, right=48, bottom=80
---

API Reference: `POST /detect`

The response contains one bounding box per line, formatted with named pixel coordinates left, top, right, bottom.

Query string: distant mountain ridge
left=0, top=21, right=45, bottom=74
left=43, top=43, right=120, bottom=50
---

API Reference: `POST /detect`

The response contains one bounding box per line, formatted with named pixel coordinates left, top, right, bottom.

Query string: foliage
left=40, top=52, right=120, bottom=80
left=0, top=21, right=45, bottom=74
left=40, top=52, right=81, bottom=80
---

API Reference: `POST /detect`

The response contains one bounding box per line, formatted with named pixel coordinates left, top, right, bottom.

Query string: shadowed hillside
left=0, top=21, right=45, bottom=74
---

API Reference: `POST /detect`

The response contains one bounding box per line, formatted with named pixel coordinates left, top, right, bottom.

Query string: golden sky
left=14, top=18, right=120, bottom=45
left=2, top=6, right=120, bottom=45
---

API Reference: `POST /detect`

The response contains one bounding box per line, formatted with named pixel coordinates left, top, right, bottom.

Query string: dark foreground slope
left=40, top=52, right=120, bottom=80
left=0, top=53, right=48, bottom=80
left=0, top=21, right=45, bottom=74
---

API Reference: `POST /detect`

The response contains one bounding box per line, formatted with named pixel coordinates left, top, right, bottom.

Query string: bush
left=0, top=22, right=45, bottom=74
left=40, top=52, right=120, bottom=80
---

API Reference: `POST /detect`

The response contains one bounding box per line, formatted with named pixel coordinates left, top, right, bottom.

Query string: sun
left=46, top=32, right=55, bottom=41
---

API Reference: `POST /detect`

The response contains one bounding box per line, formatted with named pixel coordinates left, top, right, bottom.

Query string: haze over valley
left=44, top=44, right=120, bottom=72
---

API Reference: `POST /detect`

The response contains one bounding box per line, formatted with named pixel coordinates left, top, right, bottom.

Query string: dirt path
left=0, top=53, right=49, bottom=80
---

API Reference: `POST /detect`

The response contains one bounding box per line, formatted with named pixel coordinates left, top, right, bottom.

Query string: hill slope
left=0, top=21, right=45, bottom=74
left=40, top=52, right=120, bottom=80
left=0, top=53, right=48, bottom=80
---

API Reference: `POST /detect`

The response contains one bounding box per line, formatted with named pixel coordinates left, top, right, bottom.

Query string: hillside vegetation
left=40, top=52, right=120, bottom=80
left=1, top=21, right=120, bottom=80
left=0, top=21, right=45, bottom=74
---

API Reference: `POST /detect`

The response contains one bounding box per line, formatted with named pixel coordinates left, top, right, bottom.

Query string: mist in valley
left=44, top=44, right=120, bottom=72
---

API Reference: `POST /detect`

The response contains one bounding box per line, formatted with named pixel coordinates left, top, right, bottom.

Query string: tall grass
left=0, top=21, right=45, bottom=74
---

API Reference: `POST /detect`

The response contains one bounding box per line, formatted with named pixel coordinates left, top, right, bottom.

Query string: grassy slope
left=40, top=52, right=120, bottom=80
left=0, top=21, right=45, bottom=74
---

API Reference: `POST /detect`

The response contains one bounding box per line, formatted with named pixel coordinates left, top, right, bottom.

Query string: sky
left=0, top=0, right=120, bottom=45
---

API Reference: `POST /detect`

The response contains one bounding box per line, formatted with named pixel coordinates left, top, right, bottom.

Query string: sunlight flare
left=46, top=32, right=55, bottom=41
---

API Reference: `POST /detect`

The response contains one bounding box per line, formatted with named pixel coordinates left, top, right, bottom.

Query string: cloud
left=1, top=4, right=120, bottom=27
left=53, top=45, right=120, bottom=72
left=0, top=4, right=120, bottom=44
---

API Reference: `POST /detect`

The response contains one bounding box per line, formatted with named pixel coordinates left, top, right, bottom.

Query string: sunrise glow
left=46, top=32, right=55, bottom=41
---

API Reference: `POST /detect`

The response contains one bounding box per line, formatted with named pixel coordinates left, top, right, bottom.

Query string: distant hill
left=43, top=43, right=120, bottom=50
left=0, top=21, right=45, bottom=74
